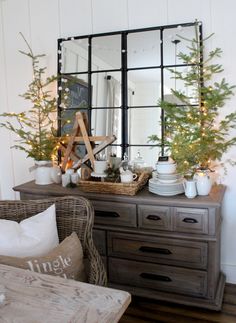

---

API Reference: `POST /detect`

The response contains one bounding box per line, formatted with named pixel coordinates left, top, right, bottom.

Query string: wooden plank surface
left=0, top=264, right=131, bottom=323
left=13, top=181, right=226, bottom=208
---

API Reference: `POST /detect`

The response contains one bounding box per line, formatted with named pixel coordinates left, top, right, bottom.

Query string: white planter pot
left=35, top=160, right=53, bottom=185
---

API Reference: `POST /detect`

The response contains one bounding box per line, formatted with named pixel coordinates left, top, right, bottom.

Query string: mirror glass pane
left=60, top=38, right=89, bottom=73
left=92, top=71, right=121, bottom=108
left=163, top=26, right=197, bottom=66
left=128, top=108, right=161, bottom=145
left=97, top=145, right=122, bottom=160
left=128, top=146, right=161, bottom=168
left=60, top=108, right=88, bottom=135
left=164, top=67, right=198, bottom=105
left=59, top=74, right=89, bottom=110
left=106, top=145, right=122, bottom=158
left=127, top=30, right=161, bottom=68
left=128, top=69, right=161, bottom=106
left=91, top=108, right=121, bottom=144
left=92, top=35, right=121, bottom=71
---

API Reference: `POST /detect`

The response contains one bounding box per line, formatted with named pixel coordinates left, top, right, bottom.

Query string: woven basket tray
left=78, top=171, right=149, bottom=196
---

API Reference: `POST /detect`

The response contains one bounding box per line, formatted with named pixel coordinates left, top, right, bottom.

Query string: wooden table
left=0, top=264, right=131, bottom=323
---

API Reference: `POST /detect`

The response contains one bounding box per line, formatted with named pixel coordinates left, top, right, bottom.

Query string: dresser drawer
left=138, top=205, right=171, bottom=231
left=92, top=200, right=137, bottom=227
left=109, top=258, right=207, bottom=297
left=108, top=232, right=207, bottom=269
left=93, top=229, right=106, bottom=255
left=173, top=207, right=209, bottom=234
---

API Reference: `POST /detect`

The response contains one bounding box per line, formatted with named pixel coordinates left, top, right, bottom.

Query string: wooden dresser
left=13, top=181, right=226, bottom=310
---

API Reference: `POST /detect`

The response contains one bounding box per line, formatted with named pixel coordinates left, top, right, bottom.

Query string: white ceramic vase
left=195, top=172, right=212, bottom=196
left=35, top=160, right=53, bottom=185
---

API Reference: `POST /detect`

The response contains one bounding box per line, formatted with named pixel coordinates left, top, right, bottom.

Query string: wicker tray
left=78, top=172, right=149, bottom=196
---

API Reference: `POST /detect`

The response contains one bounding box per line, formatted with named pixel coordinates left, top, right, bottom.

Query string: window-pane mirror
left=163, top=26, right=196, bottom=66
left=92, top=71, right=121, bottom=108
left=128, top=108, right=161, bottom=145
left=92, top=35, right=121, bottom=71
left=58, top=21, right=202, bottom=168
left=60, top=38, right=89, bottom=73
left=128, top=69, right=161, bottom=107
left=127, top=30, right=161, bottom=68
left=91, top=108, right=121, bottom=144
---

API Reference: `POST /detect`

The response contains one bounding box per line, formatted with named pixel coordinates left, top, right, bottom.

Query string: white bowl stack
left=149, top=159, right=184, bottom=196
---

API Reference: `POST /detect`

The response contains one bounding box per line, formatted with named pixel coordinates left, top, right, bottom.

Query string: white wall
left=1, top=0, right=236, bottom=283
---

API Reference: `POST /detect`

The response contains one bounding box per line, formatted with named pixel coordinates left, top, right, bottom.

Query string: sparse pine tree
left=0, top=33, right=60, bottom=161
left=149, top=23, right=236, bottom=177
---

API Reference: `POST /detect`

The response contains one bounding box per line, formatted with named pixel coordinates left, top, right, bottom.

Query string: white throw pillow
left=0, top=204, right=59, bottom=257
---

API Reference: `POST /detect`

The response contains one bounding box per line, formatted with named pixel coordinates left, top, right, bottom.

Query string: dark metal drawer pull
left=146, top=215, right=161, bottom=221
left=95, top=210, right=120, bottom=218
left=139, top=246, right=172, bottom=255
left=140, top=273, right=172, bottom=282
left=183, top=217, right=198, bottom=224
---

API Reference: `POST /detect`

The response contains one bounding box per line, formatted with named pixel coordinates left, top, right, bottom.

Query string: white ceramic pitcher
left=183, top=179, right=197, bottom=198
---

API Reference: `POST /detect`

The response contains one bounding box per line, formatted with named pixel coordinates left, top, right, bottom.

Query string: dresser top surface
left=13, top=181, right=226, bottom=208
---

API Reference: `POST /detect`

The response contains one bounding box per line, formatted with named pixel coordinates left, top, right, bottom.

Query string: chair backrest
left=0, top=196, right=107, bottom=286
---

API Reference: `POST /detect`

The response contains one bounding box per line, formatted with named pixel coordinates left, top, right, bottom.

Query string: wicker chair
left=0, top=196, right=107, bottom=286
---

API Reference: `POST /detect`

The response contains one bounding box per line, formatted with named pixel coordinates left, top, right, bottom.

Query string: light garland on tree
left=149, top=22, right=236, bottom=177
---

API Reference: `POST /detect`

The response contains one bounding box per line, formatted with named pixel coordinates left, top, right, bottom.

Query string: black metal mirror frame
left=57, top=21, right=202, bottom=160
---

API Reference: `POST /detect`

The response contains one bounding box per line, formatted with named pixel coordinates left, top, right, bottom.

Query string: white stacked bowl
left=156, top=162, right=177, bottom=174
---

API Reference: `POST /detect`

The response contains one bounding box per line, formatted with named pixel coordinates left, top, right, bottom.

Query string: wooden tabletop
left=0, top=264, right=131, bottom=323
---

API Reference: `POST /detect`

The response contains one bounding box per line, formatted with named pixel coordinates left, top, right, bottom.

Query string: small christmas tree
left=149, top=23, right=236, bottom=177
left=0, top=33, right=59, bottom=161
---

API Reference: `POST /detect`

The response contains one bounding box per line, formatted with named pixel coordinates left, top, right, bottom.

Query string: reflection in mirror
left=91, top=108, right=121, bottom=143
left=60, top=109, right=87, bottom=135
left=129, top=146, right=162, bottom=169
left=164, top=66, right=199, bottom=105
left=92, top=72, right=121, bottom=108
left=59, top=74, right=88, bottom=111
left=92, top=35, right=121, bottom=70
left=163, top=26, right=196, bottom=65
left=128, top=69, right=161, bottom=106
left=91, top=107, right=122, bottom=159
left=127, top=30, right=161, bottom=68
left=60, top=38, right=88, bottom=73
left=129, top=108, right=161, bottom=145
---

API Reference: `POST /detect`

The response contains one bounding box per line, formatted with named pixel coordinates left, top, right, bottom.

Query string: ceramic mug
left=120, top=173, right=137, bottom=183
